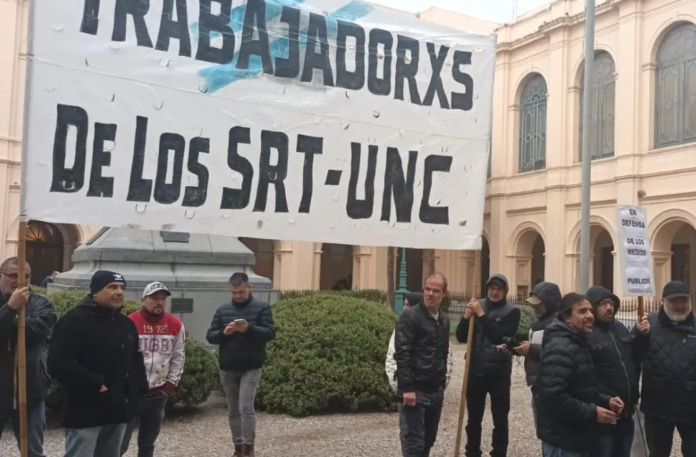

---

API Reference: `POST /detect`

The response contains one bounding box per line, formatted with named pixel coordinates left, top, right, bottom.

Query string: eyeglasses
left=0, top=272, right=31, bottom=280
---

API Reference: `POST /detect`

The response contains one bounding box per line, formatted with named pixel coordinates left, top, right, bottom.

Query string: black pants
left=398, top=390, right=444, bottom=457
left=120, top=393, right=169, bottom=457
left=644, top=414, right=696, bottom=457
left=465, top=375, right=511, bottom=457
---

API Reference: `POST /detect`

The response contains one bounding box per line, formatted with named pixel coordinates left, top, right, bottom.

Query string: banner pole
left=453, top=250, right=481, bottom=457
left=17, top=221, right=29, bottom=457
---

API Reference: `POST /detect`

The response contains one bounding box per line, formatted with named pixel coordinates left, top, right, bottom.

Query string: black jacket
left=536, top=319, right=611, bottom=452
left=206, top=295, right=276, bottom=372
left=524, top=282, right=562, bottom=387
left=47, top=297, right=148, bottom=428
left=636, top=309, right=696, bottom=423
left=0, top=291, right=56, bottom=409
left=586, top=286, right=640, bottom=419
left=456, top=274, right=520, bottom=378
left=394, top=302, right=450, bottom=393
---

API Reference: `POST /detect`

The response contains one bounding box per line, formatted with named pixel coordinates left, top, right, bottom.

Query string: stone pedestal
left=51, top=228, right=277, bottom=343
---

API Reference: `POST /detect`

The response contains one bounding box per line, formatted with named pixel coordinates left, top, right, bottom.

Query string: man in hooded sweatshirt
left=585, top=285, right=650, bottom=457
left=48, top=270, right=148, bottom=457
left=456, top=274, right=520, bottom=457
left=512, top=281, right=562, bottom=428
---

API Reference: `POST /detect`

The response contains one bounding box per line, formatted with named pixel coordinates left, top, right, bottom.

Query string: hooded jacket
left=536, top=318, right=611, bottom=451
left=47, top=296, right=148, bottom=428
left=524, top=282, right=562, bottom=387
left=585, top=286, right=640, bottom=419
left=456, top=274, right=521, bottom=377
left=0, top=291, right=56, bottom=409
left=636, top=308, right=696, bottom=423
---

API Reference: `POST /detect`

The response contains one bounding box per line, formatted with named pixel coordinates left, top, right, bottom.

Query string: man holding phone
left=206, top=273, right=275, bottom=457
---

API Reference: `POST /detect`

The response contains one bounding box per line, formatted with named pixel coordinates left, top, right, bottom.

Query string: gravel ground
left=1, top=340, right=680, bottom=456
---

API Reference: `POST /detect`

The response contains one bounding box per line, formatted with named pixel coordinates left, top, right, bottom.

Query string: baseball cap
left=142, top=282, right=171, bottom=298
left=662, top=281, right=691, bottom=300
left=526, top=294, right=542, bottom=306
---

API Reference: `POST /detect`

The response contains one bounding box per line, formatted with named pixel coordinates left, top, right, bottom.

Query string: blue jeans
left=0, top=402, right=46, bottom=457
left=65, top=424, right=127, bottom=457
left=120, top=393, right=169, bottom=457
left=592, top=418, right=634, bottom=457
left=542, top=442, right=590, bottom=457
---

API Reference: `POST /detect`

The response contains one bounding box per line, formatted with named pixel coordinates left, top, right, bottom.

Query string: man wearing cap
left=456, top=274, right=520, bottom=457
left=511, top=281, right=562, bottom=428
left=206, top=272, right=275, bottom=457
left=634, top=281, right=696, bottom=457
left=48, top=270, right=148, bottom=457
left=121, top=282, right=185, bottom=457
left=585, top=285, right=650, bottom=457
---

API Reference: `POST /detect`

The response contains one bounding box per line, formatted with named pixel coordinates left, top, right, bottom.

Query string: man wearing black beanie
left=48, top=270, right=148, bottom=457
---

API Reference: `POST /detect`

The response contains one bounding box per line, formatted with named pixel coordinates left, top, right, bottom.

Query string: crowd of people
left=389, top=272, right=696, bottom=457
left=0, top=258, right=275, bottom=457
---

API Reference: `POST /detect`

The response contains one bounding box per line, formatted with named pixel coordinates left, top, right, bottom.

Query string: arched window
left=655, top=23, right=696, bottom=148
left=579, top=51, right=616, bottom=160
left=518, top=74, right=548, bottom=172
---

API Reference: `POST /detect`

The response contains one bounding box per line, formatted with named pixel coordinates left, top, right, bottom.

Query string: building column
left=652, top=251, right=672, bottom=296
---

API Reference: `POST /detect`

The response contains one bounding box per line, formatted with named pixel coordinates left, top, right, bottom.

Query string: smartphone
left=234, top=319, right=246, bottom=324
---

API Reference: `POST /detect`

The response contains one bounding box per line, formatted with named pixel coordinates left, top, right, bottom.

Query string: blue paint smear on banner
left=193, top=0, right=373, bottom=92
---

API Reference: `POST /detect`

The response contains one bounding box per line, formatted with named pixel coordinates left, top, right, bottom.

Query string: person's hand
left=161, top=382, right=176, bottom=397
left=596, top=406, right=617, bottom=424
left=235, top=319, right=249, bottom=333
left=513, top=341, right=531, bottom=357
left=609, top=397, right=625, bottom=415
left=637, top=316, right=650, bottom=335
left=467, top=299, right=484, bottom=318
left=463, top=307, right=472, bottom=319
left=495, top=344, right=508, bottom=352
left=7, top=287, right=30, bottom=311
left=99, top=385, right=108, bottom=393
left=223, top=322, right=236, bottom=336
left=402, top=392, right=417, bottom=407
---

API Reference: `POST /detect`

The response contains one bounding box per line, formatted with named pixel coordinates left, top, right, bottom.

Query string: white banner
left=617, top=205, right=655, bottom=296
left=21, top=0, right=495, bottom=249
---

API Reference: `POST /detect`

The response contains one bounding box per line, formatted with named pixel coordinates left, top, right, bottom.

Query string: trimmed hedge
left=41, top=288, right=217, bottom=409
left=515, top=305, right=536, bottom=342
left=280, top=289, right=387, bottom=304
left=256, top=294, right=396, bottom=417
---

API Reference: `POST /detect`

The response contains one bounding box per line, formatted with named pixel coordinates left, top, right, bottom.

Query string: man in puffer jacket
left=456, top=274, right=520, bottom=457
left=586, top=285, right=650, bottom=457
left=512, top=281, right=562, bottom=428
left=536, top=292, right=622, bottom=456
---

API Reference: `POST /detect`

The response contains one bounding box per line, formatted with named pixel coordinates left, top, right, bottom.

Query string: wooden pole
left=453, top=250, right=482, bottom=457
left=637, top=296, right=645, bottom=320
left=17, top=221, right=28, bottom=457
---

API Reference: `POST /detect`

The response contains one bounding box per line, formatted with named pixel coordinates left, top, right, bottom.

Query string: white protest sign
left=617, top=205, right=655, bottom=296
left=20, top=0, right=495, bottom=249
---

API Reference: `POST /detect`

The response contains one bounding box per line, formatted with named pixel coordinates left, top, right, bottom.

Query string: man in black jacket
left=0, top=257, right=56, bottom=457
left=634, top=281, right=696, bottom=457
left=206, top=272, right=276, bottom=457
left=456, top=274, right=520, bottom=457
left=585, top=286, right=650, bottom=457
left=48, top=270, right=148, bottom=457
left=511, top=281, right=562, bottom=428
left=395, top=273, right=450, bottom=457
left=537, top=293, right=622, bottom=457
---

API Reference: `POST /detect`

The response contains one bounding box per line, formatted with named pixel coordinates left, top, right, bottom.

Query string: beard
left=665, top=305, right=693, bottom=323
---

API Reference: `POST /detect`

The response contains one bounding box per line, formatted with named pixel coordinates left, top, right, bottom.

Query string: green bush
left=515, top=305, right=536, bottom=342
left=256, top=294, right=396, bottom=417
left=280, top=289, right=387, bottom=304
left=169, top=339, right=219, bottom=407
left=44, top=288, right=217, bottom=410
